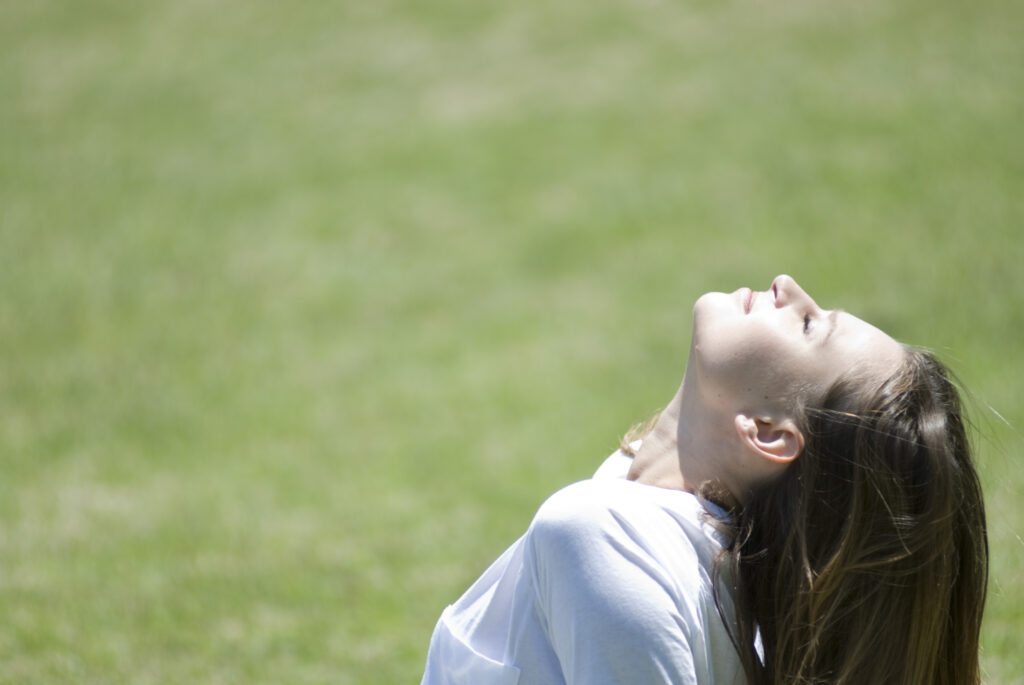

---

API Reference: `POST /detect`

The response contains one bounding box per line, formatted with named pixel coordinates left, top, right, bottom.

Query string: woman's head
left=725, top=345, right=988, bottom=684
left=688, top=274, right=907, bottom=491
left=691, top=274, right=904, bottom=412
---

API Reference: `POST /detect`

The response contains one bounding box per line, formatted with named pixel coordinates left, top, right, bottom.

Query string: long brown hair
left=720, top=348, right=988, bottom=684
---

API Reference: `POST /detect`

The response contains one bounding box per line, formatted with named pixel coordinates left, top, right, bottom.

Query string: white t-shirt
left=421, top=451, right=746, bottom=685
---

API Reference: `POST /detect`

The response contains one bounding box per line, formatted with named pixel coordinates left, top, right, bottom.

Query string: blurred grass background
left=1, top=0, right=1021, bottom=682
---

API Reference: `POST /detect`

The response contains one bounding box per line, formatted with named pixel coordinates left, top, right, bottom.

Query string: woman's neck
left=625, top=378, right=742, bottom=500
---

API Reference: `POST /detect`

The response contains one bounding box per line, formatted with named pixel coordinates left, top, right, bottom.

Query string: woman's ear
left=734, top=414, right=804, bottom=464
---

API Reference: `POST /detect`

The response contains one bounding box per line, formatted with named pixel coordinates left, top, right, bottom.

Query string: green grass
left=2, top=0, right=1022, bottom=682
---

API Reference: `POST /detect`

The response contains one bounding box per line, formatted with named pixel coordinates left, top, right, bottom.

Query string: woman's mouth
left=742, top=287, right=755, bottom=314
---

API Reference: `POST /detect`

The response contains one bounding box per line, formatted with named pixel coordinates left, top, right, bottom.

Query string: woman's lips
left=741, top=287, right=755, bottom=314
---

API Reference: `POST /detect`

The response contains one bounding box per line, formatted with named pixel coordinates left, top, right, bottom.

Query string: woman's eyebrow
left=822, top=309, right=843, bottom=345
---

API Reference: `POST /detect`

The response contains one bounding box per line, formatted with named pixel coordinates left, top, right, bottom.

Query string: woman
left=421, top=275, right=988, bottom=685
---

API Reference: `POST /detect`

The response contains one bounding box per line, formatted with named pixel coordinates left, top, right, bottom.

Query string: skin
left=626, top=275, right=905, bottom=503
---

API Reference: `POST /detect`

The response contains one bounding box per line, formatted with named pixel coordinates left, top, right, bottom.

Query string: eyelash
left=803, top=314, right=812, bottom=333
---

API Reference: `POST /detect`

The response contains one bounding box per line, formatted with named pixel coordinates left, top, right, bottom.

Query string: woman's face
left=690, top=275, right=904, bottom=416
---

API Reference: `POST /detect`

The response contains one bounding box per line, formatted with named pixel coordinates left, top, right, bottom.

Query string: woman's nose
left=771, top=274, right=817, bottom=310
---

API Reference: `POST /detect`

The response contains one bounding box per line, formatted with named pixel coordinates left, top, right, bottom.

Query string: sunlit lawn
left=1, top=0, right=1022, bottom=682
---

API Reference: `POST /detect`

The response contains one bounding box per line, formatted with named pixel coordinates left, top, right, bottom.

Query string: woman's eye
left=803, top=314, right=813, bottom=333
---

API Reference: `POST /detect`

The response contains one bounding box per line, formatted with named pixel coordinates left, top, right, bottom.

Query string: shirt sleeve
left=524, top=482, right=705, bottom=685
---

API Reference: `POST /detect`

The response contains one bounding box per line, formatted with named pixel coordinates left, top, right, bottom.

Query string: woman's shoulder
left=528, top=477, right=725, bottom=571
left=534, top=476, right=696, bottom=521
left=521, top=476, right=731, bottom=644
left=536, top=468, right=713, bottom=522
